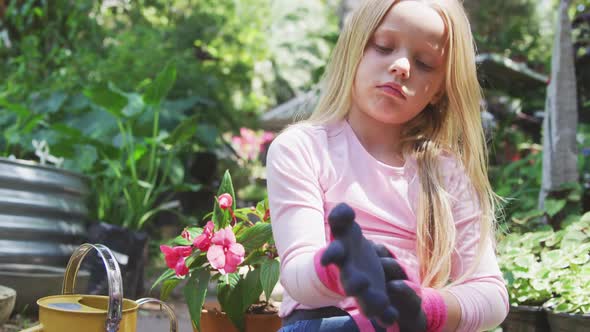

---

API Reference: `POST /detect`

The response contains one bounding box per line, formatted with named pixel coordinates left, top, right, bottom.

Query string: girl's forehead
left=375, top=1, right=446, bottom=48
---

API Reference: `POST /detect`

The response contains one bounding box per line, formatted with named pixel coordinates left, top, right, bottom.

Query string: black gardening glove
left=374, top=243, right=428, bottom=332
left=320, top=203, right=399, bottom=326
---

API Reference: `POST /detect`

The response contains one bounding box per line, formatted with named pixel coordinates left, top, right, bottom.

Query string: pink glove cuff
left=385, top=285, right=447, bottom=332
left=421, top=287, right=448, bottom=332
left=313, top=248, right=346, bottom=296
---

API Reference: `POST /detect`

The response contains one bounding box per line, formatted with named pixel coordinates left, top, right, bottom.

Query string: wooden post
left=539, top=0, right=579, bottom=210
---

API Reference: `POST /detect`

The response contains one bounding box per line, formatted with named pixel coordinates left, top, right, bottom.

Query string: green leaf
left=260, top=258, right=280, bottom=301
left=151, top=268, right=176, bottom=291
left=184, top=269, right=210, bottom=332
left=240, top=268, right=263, bottom=311
left=0, top=98, right=31, bottom=117
left=160, top=278, right=181, bottom=301
left=217, top=273, right=244, bottom=331
left=217, top=270, right=263, bottom=331
left=144, top=62, right=177, bottom=106
left=173, top=183, right=203, bottom=192
left=213, top=170, right=236, bottom=229
left=165, top=115, right=199, bottom=145
left=514, top=254, right=535, bottom=269
left=138, top=200, right=181, bottom=228
left=236, top=223, right=273, bottom=252
left=545, top=199, right=567, bottom=217
left=51, top=123, right=83, bottom=138
left=84, top=85, right=128, bottom=118
left=541, top=250, right=570, bottom=269
left=22, top=114, right=45, bottom=133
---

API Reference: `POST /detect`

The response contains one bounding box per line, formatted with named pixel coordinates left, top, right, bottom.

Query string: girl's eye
left=374, top=44, right=393, bottom=54
left=416, top=59, right=433, bottom=71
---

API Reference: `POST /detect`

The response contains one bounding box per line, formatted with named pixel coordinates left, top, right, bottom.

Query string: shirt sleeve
left=265, top=126, right=345, bottom=307
left=443, top=158, right=509, bottom=331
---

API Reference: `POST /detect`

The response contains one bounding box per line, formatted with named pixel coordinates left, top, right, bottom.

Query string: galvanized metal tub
left=0, top=157, right=89, bottom=266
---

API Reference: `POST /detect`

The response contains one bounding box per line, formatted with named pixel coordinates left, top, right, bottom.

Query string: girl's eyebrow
left=374, top=27, right=401, bottom=37
left=374, top=26, right=445, bottom=55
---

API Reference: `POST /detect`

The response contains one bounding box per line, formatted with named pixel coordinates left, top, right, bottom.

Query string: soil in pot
left=501, top=305, right=550, bottom=332
left=546, top=311, right=590, bottom=332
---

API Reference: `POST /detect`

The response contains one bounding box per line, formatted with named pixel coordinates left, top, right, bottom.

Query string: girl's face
left=351, top=0, right=447, bottom=126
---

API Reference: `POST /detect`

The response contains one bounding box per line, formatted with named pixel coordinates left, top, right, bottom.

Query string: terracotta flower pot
left=199, top=308, right=282, bottom=332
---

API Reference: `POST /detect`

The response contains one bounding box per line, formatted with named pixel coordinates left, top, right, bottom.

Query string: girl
left=266, top=0, right=509, bottom=331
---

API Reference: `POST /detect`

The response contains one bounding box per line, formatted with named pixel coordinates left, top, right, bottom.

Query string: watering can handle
left=136, top=298, right=179, bottom=332
left=62, top=243, right=124, bottom=332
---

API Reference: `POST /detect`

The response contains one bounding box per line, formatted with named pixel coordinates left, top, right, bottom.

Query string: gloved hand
left=319, top=203, right=399, bottom=326
left=375, top=243, right=447, bottom=332
left=317, top=202, right=447, bottom=332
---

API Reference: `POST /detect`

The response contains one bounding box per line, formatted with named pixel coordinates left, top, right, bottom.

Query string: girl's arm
left=440, top=291, right=461, bottom=332
left=443, top=158, right=510, bottom=331
left=266, top=127, right=346, bottom=307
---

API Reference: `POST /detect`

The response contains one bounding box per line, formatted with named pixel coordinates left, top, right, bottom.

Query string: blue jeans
left=278, top=316, right=387, bottom=332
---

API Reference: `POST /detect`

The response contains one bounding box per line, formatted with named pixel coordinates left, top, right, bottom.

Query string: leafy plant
left=153, top=170, right=279, bottom=332
left=498, top=213, right=590, bottom=313
left=55, top=63, right=203, bottom=230
left=490, top=149, right=543, bottom=231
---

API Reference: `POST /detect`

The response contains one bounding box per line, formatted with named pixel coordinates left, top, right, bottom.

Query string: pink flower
left=193, top=221, right=214, bottom=251
left=206, top=227, right=245, bottom=274
left=263, top=209, right=270, bottom=222
left=262, top=131, right=275, bottom=144
left=181, top=228, right=192, bottom=241
left=160, top=245, right=192, bottom=277
left=218, top=193, right=233, bottom=210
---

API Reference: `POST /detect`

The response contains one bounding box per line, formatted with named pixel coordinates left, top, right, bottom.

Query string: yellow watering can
left=20, top=243, right=178, bottom=332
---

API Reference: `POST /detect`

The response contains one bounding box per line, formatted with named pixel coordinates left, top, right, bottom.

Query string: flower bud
left=218, top=193, right=233, bottom=210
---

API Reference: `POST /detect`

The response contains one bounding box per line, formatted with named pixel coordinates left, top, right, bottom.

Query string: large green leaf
left=160, top=278, right=181, bottom=301
left=217, top=273, right=243, bottom=330
left=260, top=258, right=280, bottom=301
left=212, top=170, right=236, bottom=229
left=0, top=98, right=31, bottom=117
left=240, top=268, right=263, bottom=311
left=164, top=114, right=199, bottom=145
left=84, top=85, right=128, bottom=119
left=545, top=199, right=567, bottom=217
left=236, top=223, right=273, bottom=252
left=144, top=62, right=177, bottom=106
left=184, top=269, right=210, bottom=332
left=151, top=268, right=176, bottom=291
left=217, top=270, right=263, bottom=332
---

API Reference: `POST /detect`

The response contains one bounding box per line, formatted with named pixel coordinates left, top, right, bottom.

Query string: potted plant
left=498, top=211, right=590, bottom=331
left=541, top=214, right=590, bottom=331
left=498, top=230, right=553, bottom=332
left=66, top=62, right=204, bottom=298
left=153, top=170, right=280, bottom=332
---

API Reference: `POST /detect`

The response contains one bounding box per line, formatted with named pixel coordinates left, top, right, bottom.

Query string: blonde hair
left=305, top=0, right=499, bottom=288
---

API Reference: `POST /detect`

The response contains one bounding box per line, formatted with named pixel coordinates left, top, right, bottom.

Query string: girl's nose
left=388, top=57, right=410, bottom=80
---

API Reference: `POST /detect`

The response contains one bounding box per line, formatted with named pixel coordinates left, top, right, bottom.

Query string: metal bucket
left=19, top=243, right=177, bottom=332
left=0, top=157, right=89, bottom=267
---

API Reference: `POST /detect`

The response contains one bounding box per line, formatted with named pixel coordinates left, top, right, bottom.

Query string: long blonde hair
left=305, top=0, right=499, bottom=288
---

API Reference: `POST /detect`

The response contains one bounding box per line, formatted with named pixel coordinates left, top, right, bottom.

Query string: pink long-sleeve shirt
left=266, top=120, right=509, bottom=331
